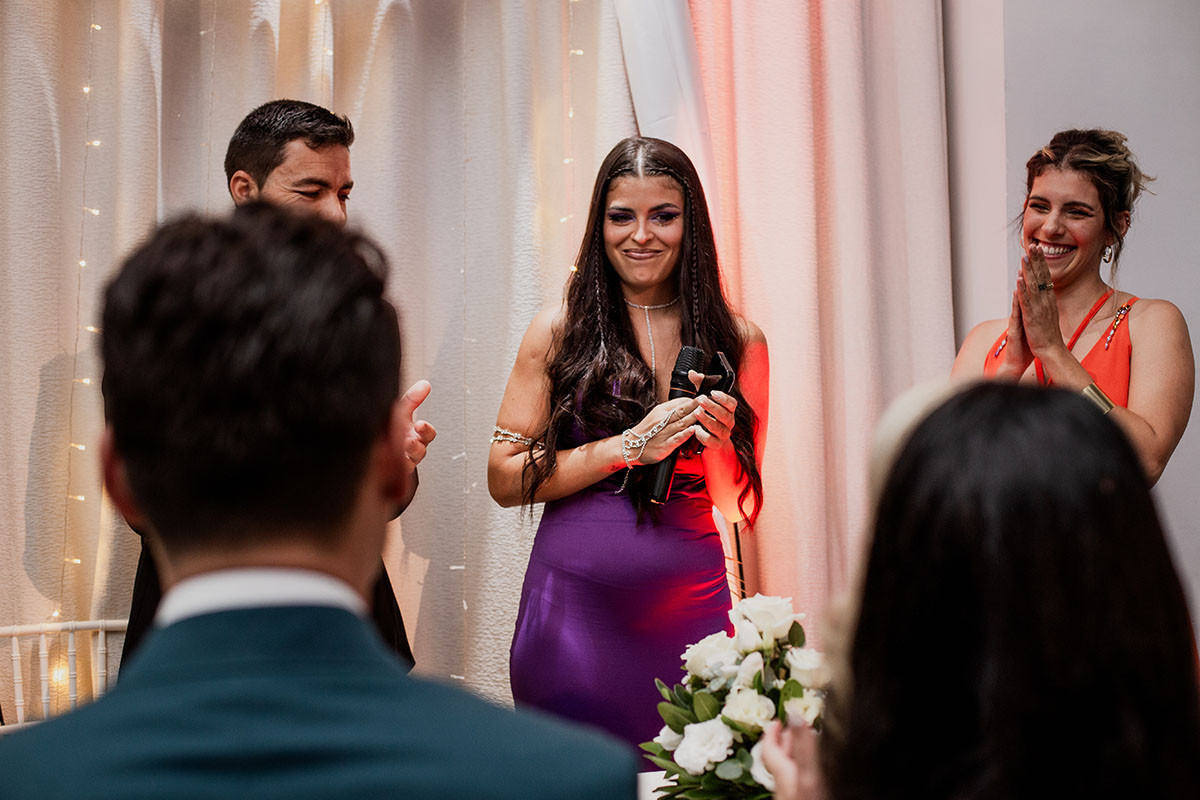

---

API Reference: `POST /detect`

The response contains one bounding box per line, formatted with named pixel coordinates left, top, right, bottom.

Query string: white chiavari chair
left=0, top=619, right=127, bottom=734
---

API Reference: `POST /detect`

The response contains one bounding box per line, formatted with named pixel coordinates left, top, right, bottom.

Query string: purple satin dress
left=509, top=436, right=733, bottom=750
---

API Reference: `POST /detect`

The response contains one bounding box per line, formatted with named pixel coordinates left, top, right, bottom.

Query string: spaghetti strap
left=1035, top=290, right=1115, bottom=385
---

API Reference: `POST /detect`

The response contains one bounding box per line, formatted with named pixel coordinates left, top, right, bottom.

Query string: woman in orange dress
left=951, top=129, right=1193, bottom=484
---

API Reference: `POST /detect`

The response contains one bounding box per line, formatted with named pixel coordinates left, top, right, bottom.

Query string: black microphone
left=649, top=346, right=706, bottom=504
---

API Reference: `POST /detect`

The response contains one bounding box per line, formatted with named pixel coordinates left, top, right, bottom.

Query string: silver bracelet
left=490, top=426, right=534, bottom=447
left=614, top=410, right=677, bottom=494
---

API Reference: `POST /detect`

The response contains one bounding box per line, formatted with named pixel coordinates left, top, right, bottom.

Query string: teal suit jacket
left=0, top=606, right=637, bottom=798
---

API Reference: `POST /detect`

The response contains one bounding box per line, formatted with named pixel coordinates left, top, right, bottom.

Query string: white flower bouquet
left=640, top=594, right=827, bottom=798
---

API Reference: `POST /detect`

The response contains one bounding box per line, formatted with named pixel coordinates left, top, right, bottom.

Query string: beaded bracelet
left=490, top=426, right=534, bottom=447
left=614, top=410, right=677, bottom=493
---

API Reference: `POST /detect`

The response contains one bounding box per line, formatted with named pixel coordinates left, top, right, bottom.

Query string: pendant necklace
left=624, top=296, right=679, bottom=375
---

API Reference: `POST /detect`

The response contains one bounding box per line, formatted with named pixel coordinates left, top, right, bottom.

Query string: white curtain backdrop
left=1, top=0, right=952, bottom=717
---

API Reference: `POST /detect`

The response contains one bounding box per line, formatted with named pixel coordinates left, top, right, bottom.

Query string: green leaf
left=644, top=754, right=685, bottom=775
left=659, top=701, right=697, bottom=734
left=763, top=662, right=778, bottom=688
left=778, top=678, right=805, bottom=721
left=788, top=620, right=806, bottom=648
left=721, top=715, right=759, bottom=738
left=673, top=684, right=694, bottom=708
left=692, top=690, right=721, bottom=722
left=751, top=669, right=764, bottom=693
left=656, top=677, right=674, bottom=702
left=714, top=759, right=744, bottom=780
left=735, top=747, right=754, bottom=769
left=640, top=741, right=667, bottom=757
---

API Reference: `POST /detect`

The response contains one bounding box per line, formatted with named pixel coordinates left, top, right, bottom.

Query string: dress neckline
left=1035, top=289, right=1115, bottom=385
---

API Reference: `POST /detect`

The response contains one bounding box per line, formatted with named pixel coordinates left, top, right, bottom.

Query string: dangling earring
left=1103, top=244, right=1114, bottom=263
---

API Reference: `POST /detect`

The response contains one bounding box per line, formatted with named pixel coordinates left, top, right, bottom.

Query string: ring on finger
left=1036, top=281, right=1053, bottom=292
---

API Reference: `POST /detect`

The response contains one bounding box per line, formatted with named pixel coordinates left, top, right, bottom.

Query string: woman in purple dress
left=488, top=137, right=768, bottom=749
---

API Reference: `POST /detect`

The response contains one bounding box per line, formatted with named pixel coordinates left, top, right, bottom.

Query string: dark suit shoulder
left=395, top=675, right=639, bottom=798
left=0, top=610, right=638, bottom=799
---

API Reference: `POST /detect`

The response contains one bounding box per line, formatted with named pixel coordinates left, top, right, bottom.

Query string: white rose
left=734, top=651, right=764, bottom=689
left=721, top=686, right=777, bottom=732
left=731, top=594, right=805, bottom=642
left=784, top=647, right=828, bottom=686
left=733, top=618, right=765, bottom=653
left=672, top=718, right=735, bottom=776
left=654, top=724, right=683, bottom=752
left=784, top=691, right=824, bottom=726
left=749, top=738, right=776, bottom=791
left=682, top=631, right=740, bottom=681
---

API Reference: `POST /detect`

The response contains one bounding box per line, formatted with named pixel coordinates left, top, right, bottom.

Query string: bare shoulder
left=964, top=317, right=1008, bottom=344
left=518, top=303, right=567, bottom=362
left=1128, top=296, right=1190, bottom=335
left=951, top=317, right=1006, bottom=376
left=735, top=315, right=768, bottom=347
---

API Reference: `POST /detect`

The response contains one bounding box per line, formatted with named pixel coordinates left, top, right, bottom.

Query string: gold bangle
left=1081, top=383, right=1115, bottom=415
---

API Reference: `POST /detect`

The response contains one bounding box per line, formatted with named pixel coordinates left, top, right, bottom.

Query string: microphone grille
left=672, top=346, right=706, bottom=373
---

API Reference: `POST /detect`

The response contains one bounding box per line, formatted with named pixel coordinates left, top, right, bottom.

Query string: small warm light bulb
left=82, top=86, right=92, bottom=94
left=91, top=23, right=102, bottom=30
left=78, top=259, right=87, bottom=267
left=325, top=48, right=333, bottom=56
left=570, top=49, right=584, bottom=55
left=52, top=666, right=68, bottom=685
left=51, top=609, right=61, bottom=618
left=74, top=377, right=92, bottom=385
left=559, top=215, right=572, bottom=223
left=314, top=0, right=322, bottom=4
left=68, top=494, right=86, bottom=502
left=84, top=207, right=100, bottom=216
left=65, top=557, right=82, bottom=565
left=69, top=443, right=86, bottom=451
left=563, top=158, right=574, bottom=164
left=570, top=264, right=579, bottom=272
left=84, top=326, right=101, bottom=334
left=88, top=139, right=101, bottom=146
left=568, top=107, right=575, bottom=119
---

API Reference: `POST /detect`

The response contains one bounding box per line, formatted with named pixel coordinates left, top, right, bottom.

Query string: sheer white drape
left=1, top=0, right=951, bottom=715
left=688, top=0, right=954, bottom=622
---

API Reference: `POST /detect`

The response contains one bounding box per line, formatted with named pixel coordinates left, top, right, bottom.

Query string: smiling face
left=603, top=174, right=685, bottom=302
left=246, top=139, right=353, bottom=228
left=1022, top=167, right=1124, bottom=285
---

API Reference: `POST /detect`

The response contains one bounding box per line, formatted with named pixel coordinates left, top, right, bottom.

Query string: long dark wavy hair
left=821, top=383, right=1200, bottom=799
left=522, top=137, right=763, bottom=522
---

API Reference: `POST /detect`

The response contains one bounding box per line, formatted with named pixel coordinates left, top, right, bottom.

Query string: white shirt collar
left=156, top=567, right=367, bottom=628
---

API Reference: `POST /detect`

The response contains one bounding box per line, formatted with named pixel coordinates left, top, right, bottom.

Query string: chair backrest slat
left=1, top=620, right=128, bottom=730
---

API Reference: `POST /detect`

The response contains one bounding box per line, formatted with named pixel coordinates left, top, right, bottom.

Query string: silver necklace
left=624, top=296, right=679, bottom=374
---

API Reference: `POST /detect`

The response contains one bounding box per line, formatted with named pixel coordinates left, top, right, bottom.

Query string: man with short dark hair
left=0, top=205, right=636, bottom=798
left=121, top=99, right=427, bottom=666
left=224, top=99, right=355, bottom=226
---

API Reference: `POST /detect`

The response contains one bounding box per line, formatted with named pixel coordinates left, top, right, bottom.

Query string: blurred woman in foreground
left=763, top=382, right=1200, bottom=799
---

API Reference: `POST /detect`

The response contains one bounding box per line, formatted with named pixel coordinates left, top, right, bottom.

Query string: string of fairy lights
left=317, top=0, right=333, bottom=109
left=201, top=2, right=218, bottom=213
left=55, top=3, right=104, bottom=630
left=565, top=0, right=582, bottom=270
left=36, top=1, right=107, bottom=707
left=33, top=0, right=594, bottom=703
left=450, top=0, right=469, bottom=686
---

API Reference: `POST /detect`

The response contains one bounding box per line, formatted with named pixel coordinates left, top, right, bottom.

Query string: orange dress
left=983, top=293, right=1137, bottom=406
